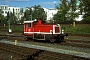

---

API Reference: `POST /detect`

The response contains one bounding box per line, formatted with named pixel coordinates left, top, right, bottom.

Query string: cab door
left=24, top=23, right=32, bottom=32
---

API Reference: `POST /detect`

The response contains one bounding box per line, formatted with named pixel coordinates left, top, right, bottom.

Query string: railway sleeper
left=0, top=37, right=7, bottom=40
left=0, top=47, right=29, bottom=58
left=26, top=50, right=44, bottom=60
left=0, top=44, right=44, bottom=60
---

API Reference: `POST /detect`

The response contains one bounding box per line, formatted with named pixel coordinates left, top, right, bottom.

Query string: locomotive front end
left=48, top=24, right=68, bottom=42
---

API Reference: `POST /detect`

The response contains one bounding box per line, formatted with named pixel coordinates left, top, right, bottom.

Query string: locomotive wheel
left=24, top=36, right=29, bottom=41
left=50, top=39, right=55, bottom=43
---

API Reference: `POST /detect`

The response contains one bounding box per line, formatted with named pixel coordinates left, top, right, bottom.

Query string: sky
left=0, top=0, right=60, bottom=8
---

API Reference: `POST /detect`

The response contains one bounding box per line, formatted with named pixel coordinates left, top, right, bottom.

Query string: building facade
left=0, top=5, right=21, bottom=20
left=0, top=5, right=10, bottom=16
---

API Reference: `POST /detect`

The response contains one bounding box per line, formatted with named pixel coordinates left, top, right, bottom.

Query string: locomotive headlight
left=62, top=29, right=64, bottom=34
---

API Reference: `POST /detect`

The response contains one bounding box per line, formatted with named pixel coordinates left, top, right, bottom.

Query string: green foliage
left=79, top=0, right=90, bottom=23
left=19, top=17, right=25, bottom=24
left=82, top=16, right=90, bottom=23
left=0, top=25, right=23, bottom=32
left=53, top=0, right=79, bottom=23
left=0, top=15, right=7, bottom=25
left=24, top=5, right=47, bottom=21
left=24, top=9, right=30, bottom=20
left=54, top=0, right=69, bottom=22
left=11, top=25, right=23, bottom=32
left=0, top=9, right=7, bottom=25
left=0, top=26, right=8, bottom=31
left=32, top=5, right=47, bottom=20
left=7, top=12, right=17, bottom=25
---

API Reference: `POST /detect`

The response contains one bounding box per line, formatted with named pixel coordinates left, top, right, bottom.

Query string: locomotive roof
left=24, top=21, right=34, bottom=23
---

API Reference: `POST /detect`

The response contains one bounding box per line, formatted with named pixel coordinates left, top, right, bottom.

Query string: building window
left=5, top=11, right=7, bottom=13
left=5, top=7, right=7, bottom=9
left=1, top=11, right=4, bottom=13
left=1, top=6, right=4, bottom=9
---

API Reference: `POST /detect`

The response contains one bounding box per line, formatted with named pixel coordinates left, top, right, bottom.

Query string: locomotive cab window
left=55, top=27, right=60, bottom=33
left=27, top=23, right=31, bottom=28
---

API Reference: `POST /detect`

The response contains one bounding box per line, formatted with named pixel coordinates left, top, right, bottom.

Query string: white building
left=44, top=8, right=58, bottom=20
left=0, top=5, right=10, bottom=16
left=0, top=5, right=21, bottom=20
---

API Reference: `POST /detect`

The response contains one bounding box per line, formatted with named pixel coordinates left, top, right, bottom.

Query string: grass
left=0, top=24, right=90, bottom=34
left=61, top=24, right=90, bottom=34
left=0, top=25, right=23, bottom=32
left=11, top=25, right=23, bottom=32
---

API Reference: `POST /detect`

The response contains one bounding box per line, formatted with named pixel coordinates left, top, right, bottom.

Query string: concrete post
left=73, top=22, right=75, bottom=27
left=15, top=40, right=17, bottom=45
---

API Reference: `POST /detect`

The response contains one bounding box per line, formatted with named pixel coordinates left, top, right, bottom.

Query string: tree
left=32, top=5, right=47, bottom=20
left=0, top=9, right=7, bottom=25
left=80, top=0, right=90, bottom=23
left=0, top=9, right=2, bottom=24
left=0, top=15, right=6, bottom=25
left=53, top=0, right=79, bottom=23
left=19, top=16, right=24, bottom=24
left=24, top=9, right=30, bottom=21
left=7, top=12, right=17, bottom=25
left=24, top=5, right=47, bottom=21
left=54, top=0, right=69, bottom=23
left=68, top=0, right=79, bottom=21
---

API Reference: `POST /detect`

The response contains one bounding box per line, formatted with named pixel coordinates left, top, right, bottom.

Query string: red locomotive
left=24, top=20, right=68, bottom=42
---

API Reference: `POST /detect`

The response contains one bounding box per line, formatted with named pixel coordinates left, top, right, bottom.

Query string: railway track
left=0, top=42, right=90, bottom=60
left=0, top=42, right=44, bottom=60
left=0, top=34, right=90, bottom=48
left=60, top=40, right=90, bottom=48
left=34, top=51, right=90, bottom=60
left=0, top=34, right=90, bottom=59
